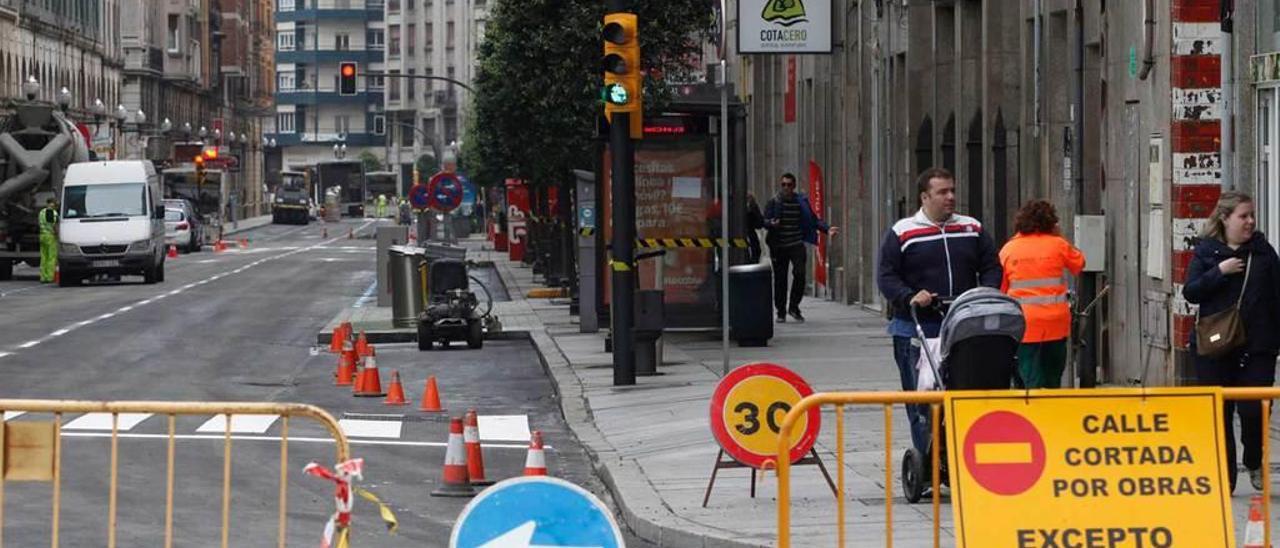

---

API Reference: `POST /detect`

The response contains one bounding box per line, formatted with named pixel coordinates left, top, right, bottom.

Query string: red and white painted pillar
left=1170, top=0, right=1225, bottom=353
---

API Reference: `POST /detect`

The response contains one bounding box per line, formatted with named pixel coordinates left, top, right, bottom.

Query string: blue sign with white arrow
left=450, top=477, right=624, bottom=548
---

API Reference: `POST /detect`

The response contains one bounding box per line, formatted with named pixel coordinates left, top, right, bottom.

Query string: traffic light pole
left=610, top=111, right=636, bottom=386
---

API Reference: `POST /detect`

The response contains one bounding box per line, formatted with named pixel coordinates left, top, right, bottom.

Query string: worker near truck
left=377, top=194, right=388, bottom=218
left=38, top=197, right=58, bottom=283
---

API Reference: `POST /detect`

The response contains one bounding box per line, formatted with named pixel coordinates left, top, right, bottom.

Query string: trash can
left=389, top=245, right=426, bottom=327
left=729, top=264, right=773, bottom=346
left=634, top=289, right=664, bottom=375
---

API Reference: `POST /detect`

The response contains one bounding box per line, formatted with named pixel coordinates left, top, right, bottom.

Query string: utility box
left=575, top=170, right=598, bottom=332
left=1074, top=215, right=1106, bottom=273
left=376, top=226, right=410, bottom=307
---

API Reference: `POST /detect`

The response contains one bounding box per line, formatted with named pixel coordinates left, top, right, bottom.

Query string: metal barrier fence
left=772, top=388, right=1278, bottom=547
left=0, top=400, right=350, bottom=548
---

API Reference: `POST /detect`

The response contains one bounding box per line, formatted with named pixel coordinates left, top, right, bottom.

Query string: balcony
left=275, top=86, right=385, bottom=106
left=275, top=47, right=382, bottom=65
left=276, top=1, right=383, bottom=22
left=263, top=131, right=386, bottom=147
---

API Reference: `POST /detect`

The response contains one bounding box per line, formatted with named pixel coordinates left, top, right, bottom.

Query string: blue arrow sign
left=459, top=174, right=478, bottom=207
left=450, top=477, right=624, bottom=548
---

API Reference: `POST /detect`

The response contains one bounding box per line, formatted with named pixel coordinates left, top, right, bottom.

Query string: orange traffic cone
left=335, top=342, right=357, bottom=386
left=419, top=376, right=445, bottom=413
left=464, top=409, right=493, bottom=486
left=430, top=417, right=476, bottom=497
left=1244, top=495, right=1267, bottom=548
left=355, top=331, right=371, bottom=358
left=167, top=244, right=178, bottom=259
left=214, top=240, right=226, bottom=253
left=328, top=323, right=348, bottom=354
left=384, top=370, right=408, bottom=406
left=238, top=237, right=249, bottom=249
left=52, top=265, right=59, bottom=285
left=353, top=355, right=385, bottom=397
left=523, top=430, right=547, bottom=476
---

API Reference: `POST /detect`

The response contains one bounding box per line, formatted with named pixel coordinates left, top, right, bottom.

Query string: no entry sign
left=946, top=388, right=1233, bottom=548
left=709, top=363, right=819, bottom=469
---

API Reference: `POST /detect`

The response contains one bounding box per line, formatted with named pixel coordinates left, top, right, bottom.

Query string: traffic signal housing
left=602, top=13, right=642, bottom=139
left=339, top=62, right=358, bottom=96
left=194, top=154, right=206, bottom=186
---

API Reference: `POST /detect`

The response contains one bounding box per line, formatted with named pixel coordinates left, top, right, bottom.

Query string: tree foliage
left=463, top=0, right=713, bottom=189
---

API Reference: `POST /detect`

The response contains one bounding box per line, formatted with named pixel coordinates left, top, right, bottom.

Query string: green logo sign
left=762, top=0, right=807, bottom=26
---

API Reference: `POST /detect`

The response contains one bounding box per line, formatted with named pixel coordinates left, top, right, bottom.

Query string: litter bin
left=635, top=289, right=664, bottom=375
left=389, top=245, right=426, bottom=327
left=729, top=264, right=773, bottom=346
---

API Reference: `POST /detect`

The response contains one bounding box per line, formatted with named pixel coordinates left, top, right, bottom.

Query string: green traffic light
left=603, top=83, right=629, bottom=105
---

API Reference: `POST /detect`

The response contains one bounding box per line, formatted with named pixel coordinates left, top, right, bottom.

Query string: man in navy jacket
left=877, top=167, right=1001, bottom=452
left=764, top=172, right=837, bottom=322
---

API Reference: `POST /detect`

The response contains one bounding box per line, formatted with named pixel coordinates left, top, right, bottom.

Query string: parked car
left=163, top=198, right=204, bottom=252
left=164, top=208, right=199, bottom=253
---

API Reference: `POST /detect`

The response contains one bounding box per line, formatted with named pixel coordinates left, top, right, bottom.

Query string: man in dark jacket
left=764, top=172, right=837, bottom=323
left=877, top=167, right=1001, bottom=453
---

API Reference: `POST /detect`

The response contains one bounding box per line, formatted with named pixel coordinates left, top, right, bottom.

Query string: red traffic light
left=341, top=64, right=356, bottom=78
left=203, top=149, right=218, bottom=160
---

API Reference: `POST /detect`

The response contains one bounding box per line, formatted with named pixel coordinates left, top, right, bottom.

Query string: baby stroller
left=901, top=286, right=1025, bottom=503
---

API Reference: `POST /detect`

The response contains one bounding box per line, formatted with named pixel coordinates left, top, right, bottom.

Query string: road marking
left=352, top=281, right=378, bottom=308
left=3, top=411, right=25, bottom=420
left=55, top=431, right=544, bottom=449
left=4, top=220, right=377, bottom=356
left=196, top=414, right=279, bottom=434
left=339, top=419, right=403, bottom=439
left=63, top=412, right=152, bottom=431
left=50, top=328, right=70, bottom=337
left=478, top=415, right=531, bottom=442
left=0, top=351, right=10, bottom=359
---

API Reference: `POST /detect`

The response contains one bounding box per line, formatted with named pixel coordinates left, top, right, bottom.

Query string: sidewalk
left=221, top=214, right=274, bottom=236
left=464, top=235, right=1280, bottom=547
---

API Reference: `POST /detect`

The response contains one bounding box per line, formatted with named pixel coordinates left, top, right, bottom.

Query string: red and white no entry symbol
left=961, top=410, right=1046, bottom=496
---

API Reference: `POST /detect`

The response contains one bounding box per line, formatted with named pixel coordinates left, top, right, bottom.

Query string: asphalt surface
left=0, top=218, right=651, bottom=547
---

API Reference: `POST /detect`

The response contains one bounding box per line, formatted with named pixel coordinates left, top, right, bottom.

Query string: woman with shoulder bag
left=1182, top=191, right=1280, bottom=494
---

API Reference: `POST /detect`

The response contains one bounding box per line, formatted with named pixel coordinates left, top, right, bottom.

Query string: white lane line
left=352, top=281, right=378, bottom=308
left=339, top=419, right=403, bottom=439
left=478, top=415, right=531, bottom=442
left=50, top=328, right=70, bottom=337
left=4, top=221, right=376, bottom=356
left=3, top=411, right=25, bottom=420
left=56, top=431, right=543, bottom=449
left=196, top=414, right=279, bottom=434
left=63, top=412, right=153, bottom=431
left=117, top=306, right=134, bottom=312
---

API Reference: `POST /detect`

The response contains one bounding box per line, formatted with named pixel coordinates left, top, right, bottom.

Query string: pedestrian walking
left=745, top=192, right=765, bottom=264
left=998, top=200, right=1086, bottom=389
left=876, top=167, right=1001, bottom=453
left=763, top=172, right=837, bottom=323
left=1182, top=191, right=1280, bottom=494
left=38, top=197, right=58, bottom=283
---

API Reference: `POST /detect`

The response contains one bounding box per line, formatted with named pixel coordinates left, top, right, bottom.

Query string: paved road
left=0, top=219, right=650, bottom=547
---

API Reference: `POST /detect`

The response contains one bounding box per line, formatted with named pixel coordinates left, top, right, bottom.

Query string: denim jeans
left=892, top=336, right=932, bottom=453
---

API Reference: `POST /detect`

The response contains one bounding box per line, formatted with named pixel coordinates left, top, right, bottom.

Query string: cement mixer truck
left=0, top=101, right=91, bottom=280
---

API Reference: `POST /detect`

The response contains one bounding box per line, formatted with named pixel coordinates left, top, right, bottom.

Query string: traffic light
left=339, top=62, right=358, bottom=96
left=194, top=154, right=206, bottom=186
left=602, top=13, right=642, bottom=139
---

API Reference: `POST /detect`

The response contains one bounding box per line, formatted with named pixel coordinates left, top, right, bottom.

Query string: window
left=367, top=29, right=384, bottom=50
left=407, top=68, right=416, bottom=100
left=424, top=22, right=433, bottom=51
left=277, top=31, right=294, bottom=52
left=373, top=115, right=386, bottom=135
left=334, top=115, right=351, bottom=136
left=62, top=184, right=146, bottom=219
left=446, top=22, right=455, bottom=49
left=278, top=0, right=294, bottom=10
left=400, top=121, right=414, bottom=146
left=277, top=113, right=295, bottom=133
left=368, top=74, right=384, bottom=90
left=388, top=69, right=400, bottom=101
left=388, top=0, right=400, bottom=11
left=334, top=33, right=349, bottom=51
left=389, top=25, right=400, bottom=57
left=407, top=24, right=415, bottom=56
left=167, top=14, right=180, bottom=52
left=277, top=72, right=295, bottom=90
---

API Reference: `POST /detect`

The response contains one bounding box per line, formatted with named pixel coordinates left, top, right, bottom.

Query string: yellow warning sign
left=945, top=388, right=1233, bottom=548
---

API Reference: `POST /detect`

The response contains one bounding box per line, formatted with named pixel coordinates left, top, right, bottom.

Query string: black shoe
left=789, top=309, right=805, bottom=323
left=776, top=312, right=786, bottom=323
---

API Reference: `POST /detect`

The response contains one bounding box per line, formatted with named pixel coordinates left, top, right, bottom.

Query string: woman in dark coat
left=1183, top=191, right=1280, bottom=494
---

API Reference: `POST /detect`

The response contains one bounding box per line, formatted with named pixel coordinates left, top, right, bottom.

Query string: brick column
left=1169, top=0, right=1224, bottom=351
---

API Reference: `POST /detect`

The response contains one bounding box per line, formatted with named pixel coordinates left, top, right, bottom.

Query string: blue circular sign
left=408, top=182, right=432, bottom=210
left=450, top=477, right=624, bottom=548
left=459, top=174, right=477, bottom=207
left=428, top=172, right=464, bottom=212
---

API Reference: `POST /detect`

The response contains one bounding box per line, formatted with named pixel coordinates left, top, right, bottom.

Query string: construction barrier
left=581, top=232, right=750, bottom=248
left=0, top=400, right=351, bottom=548
left=772, top=387, right=1279, bottom=548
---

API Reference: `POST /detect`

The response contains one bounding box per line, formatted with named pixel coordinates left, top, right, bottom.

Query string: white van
left=58, top=161, right=166, bottom=286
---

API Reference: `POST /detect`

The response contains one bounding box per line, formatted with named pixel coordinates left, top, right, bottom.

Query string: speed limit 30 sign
left=709, top=363, right=820, bottom=469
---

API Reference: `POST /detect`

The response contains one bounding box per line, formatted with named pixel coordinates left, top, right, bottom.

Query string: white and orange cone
left=463, top=409, right=493, bottom=486
left=353, top=355, right=385, bottom=397
left=1244, top=495, right=1267, bottom=548
left=430, top=417, right=476, bottom=497
left=523, top=430, right=547, bottom=476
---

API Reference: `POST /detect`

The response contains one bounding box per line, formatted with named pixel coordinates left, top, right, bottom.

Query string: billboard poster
left=738, top=0, right=833, bottom=54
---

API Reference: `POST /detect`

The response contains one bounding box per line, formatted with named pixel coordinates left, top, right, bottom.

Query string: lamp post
left=56, top=87, right=71, bottom=112
left=22, top=75, right=39, bottom=101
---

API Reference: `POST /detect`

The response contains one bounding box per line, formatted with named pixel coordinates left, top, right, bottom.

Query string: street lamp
left=161, top=118, right=173, bottom=134
left=114, top=104, right=128, bottom=124
left=227, top=131, right=236, bottom=144
left=22, top=75, right=39, bottom=101
left=198, top=126, right=208, bottom=140
left=134, top=110, right=146, bottom=126
left=56, top=87, right=71, bottom=111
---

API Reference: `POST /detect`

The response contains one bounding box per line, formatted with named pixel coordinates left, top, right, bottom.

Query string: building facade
left=218, top=0, right=276, bottom=216
left=731, top=0, right=1270, bottom=387
left=384, top=0, right=485, bottom=192
left=267, top=0, right=387, bottom=171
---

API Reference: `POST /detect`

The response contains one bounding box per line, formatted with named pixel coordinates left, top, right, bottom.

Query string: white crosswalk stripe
left=339, top=419, right=402, bottom=439
left=478, top=414, right=531, bottom=442
left=63, top=412, right=152, bottom=431
left=196, top=414, right=279, bottom=434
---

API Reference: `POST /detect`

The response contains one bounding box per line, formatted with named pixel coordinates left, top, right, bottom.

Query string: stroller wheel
left=902, top=448, right=926, bottom=504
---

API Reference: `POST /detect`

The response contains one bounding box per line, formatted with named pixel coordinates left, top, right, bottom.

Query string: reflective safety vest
left=38, top=206, right=58, bottom=236
left=999, top=233, right=1086, bottom=343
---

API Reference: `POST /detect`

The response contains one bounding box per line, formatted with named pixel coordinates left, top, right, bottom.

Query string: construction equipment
left=417, top=258, right=486, bottom=350
left=0, top=99, right=92, bottom=280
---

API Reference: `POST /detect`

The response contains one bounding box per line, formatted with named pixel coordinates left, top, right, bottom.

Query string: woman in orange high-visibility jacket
left=999, top=200, right=1086, bottom=388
